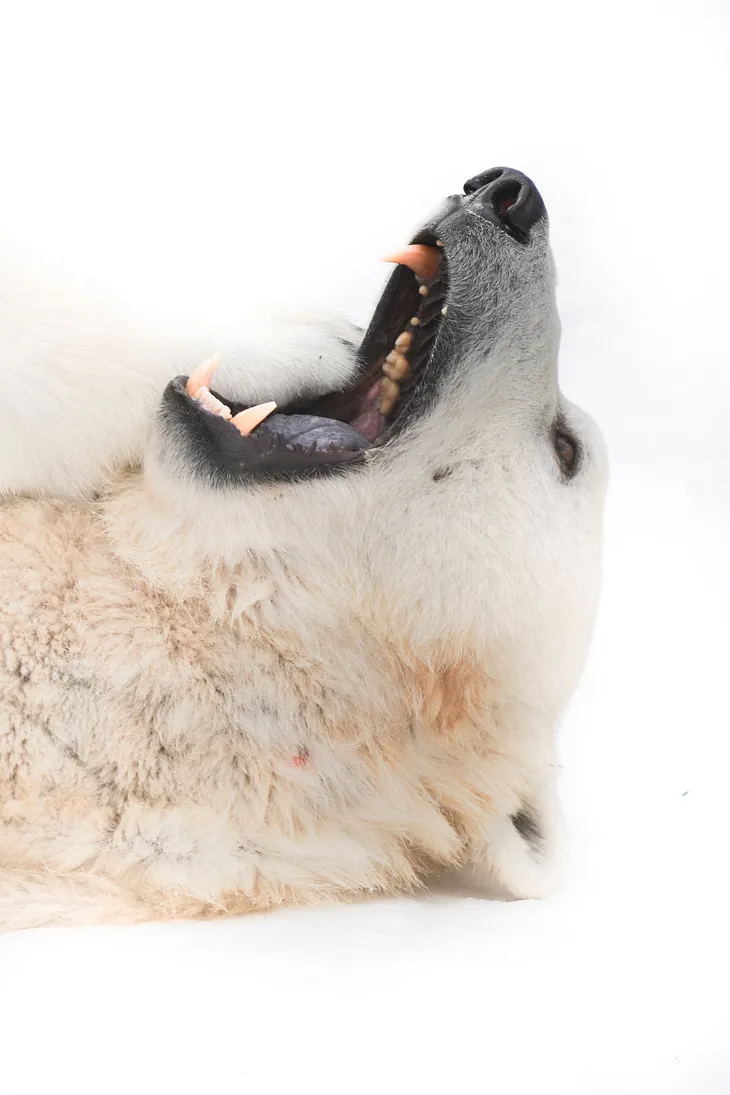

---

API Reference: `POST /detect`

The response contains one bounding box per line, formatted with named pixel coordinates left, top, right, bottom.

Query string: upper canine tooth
left=418, top=285, right=429, bottom=297
left=410, top=316, right=420, bottom=326
left=186, top=353, right=221, bottom=398
left=436, top=239, right=444, bottom=247
left=441, top=306, right=448, bottom=315
left=395, top=331, right=412, bottom=350
left=382, top=244, right=441, bottom=281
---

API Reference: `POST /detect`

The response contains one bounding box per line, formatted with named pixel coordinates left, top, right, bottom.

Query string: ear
left=458, top=778, right=566, bottom=900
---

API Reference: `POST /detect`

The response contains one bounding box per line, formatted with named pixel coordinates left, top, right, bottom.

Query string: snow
left=0, top=2, right=728, bottom=1092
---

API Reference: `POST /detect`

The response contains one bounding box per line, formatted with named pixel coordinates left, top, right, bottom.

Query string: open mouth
left=163, top=166, right=545, bottom=485
left=285, top=237, right=448, bottom=446
left=166, top=239, right=450, bottom=482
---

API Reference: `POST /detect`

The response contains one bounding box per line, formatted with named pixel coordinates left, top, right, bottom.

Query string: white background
left=0, top=1, right=728, bottom=1092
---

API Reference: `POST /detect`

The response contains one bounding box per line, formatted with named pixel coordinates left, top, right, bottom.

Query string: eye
left=554, top=431, right=578, bottom=476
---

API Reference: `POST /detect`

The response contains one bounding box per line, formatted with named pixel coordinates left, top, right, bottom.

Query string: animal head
left=120, top=167, right=606, bottom=687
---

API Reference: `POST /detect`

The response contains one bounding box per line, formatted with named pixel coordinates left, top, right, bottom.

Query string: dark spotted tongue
left=253, top=413, right=370, bottom=454
left=163, top=376, right=369, bottom=486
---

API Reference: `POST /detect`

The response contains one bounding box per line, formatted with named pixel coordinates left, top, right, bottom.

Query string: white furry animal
left=0, top=167, right=607, bottom=930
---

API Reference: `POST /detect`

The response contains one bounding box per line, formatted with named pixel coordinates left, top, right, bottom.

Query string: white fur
left=0, top=247, right=361, bottom=498
left=0, top=216, right=607, bottom=930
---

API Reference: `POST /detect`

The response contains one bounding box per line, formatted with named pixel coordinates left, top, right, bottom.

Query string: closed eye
left=553, top=428, right=579, bottom=477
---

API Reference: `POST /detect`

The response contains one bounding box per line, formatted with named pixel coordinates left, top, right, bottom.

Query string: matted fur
left=0, top=189, right=607, bottom=929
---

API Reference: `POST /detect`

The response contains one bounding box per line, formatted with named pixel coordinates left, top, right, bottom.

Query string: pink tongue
left=351, top=382, right=384, bottom=442
left=382, top=244, right=441, bottom=281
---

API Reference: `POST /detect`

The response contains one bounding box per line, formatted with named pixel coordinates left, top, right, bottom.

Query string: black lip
left=159, top=377, right=367, bottom=488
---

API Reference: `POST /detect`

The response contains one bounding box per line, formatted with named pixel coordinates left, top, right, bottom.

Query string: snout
left=462, top=167, right=545, bottom=242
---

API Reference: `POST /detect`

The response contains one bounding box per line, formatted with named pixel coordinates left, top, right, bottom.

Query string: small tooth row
left=383, top=350, right=409, bottom=380
left=194, top=385, right=233, bottom=420
left=379, top=376, right=400, bottom=415
left=383, top=335, right=411, bottom=411
left=379, top=326, right=416, bottom=412
left=377, top=326, right=421, bottom=412
left=378, top=245, right=448, bottom=418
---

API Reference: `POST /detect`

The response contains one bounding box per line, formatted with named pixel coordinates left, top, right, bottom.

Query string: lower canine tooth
left=441, top=306, right=448, bottom=315
left=410, top=316, right=420, bottom=326
left=231, top=401, right=277, bottom=436
left=418, top=285, right=429, bottom=297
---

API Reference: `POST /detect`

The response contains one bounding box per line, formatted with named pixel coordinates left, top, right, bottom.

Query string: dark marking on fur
left=511, top=805, right=543, bottom=851
left=432, top=466, right=453, bottom=482
left=338, top=334, right=363, bottom=353
left=38, top=720, right=91, bottom=774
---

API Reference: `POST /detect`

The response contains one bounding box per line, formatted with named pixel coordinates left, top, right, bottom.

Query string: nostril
left=463, top=167, right=546, bottom=239
left=493, top=182, right=522, bottom=216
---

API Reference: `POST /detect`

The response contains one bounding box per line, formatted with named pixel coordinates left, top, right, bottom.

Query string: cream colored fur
left=0, top=214, right=607, bottom=930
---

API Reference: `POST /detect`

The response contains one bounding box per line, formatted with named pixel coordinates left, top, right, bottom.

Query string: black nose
left=462, top=167, right=545, bottom=240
